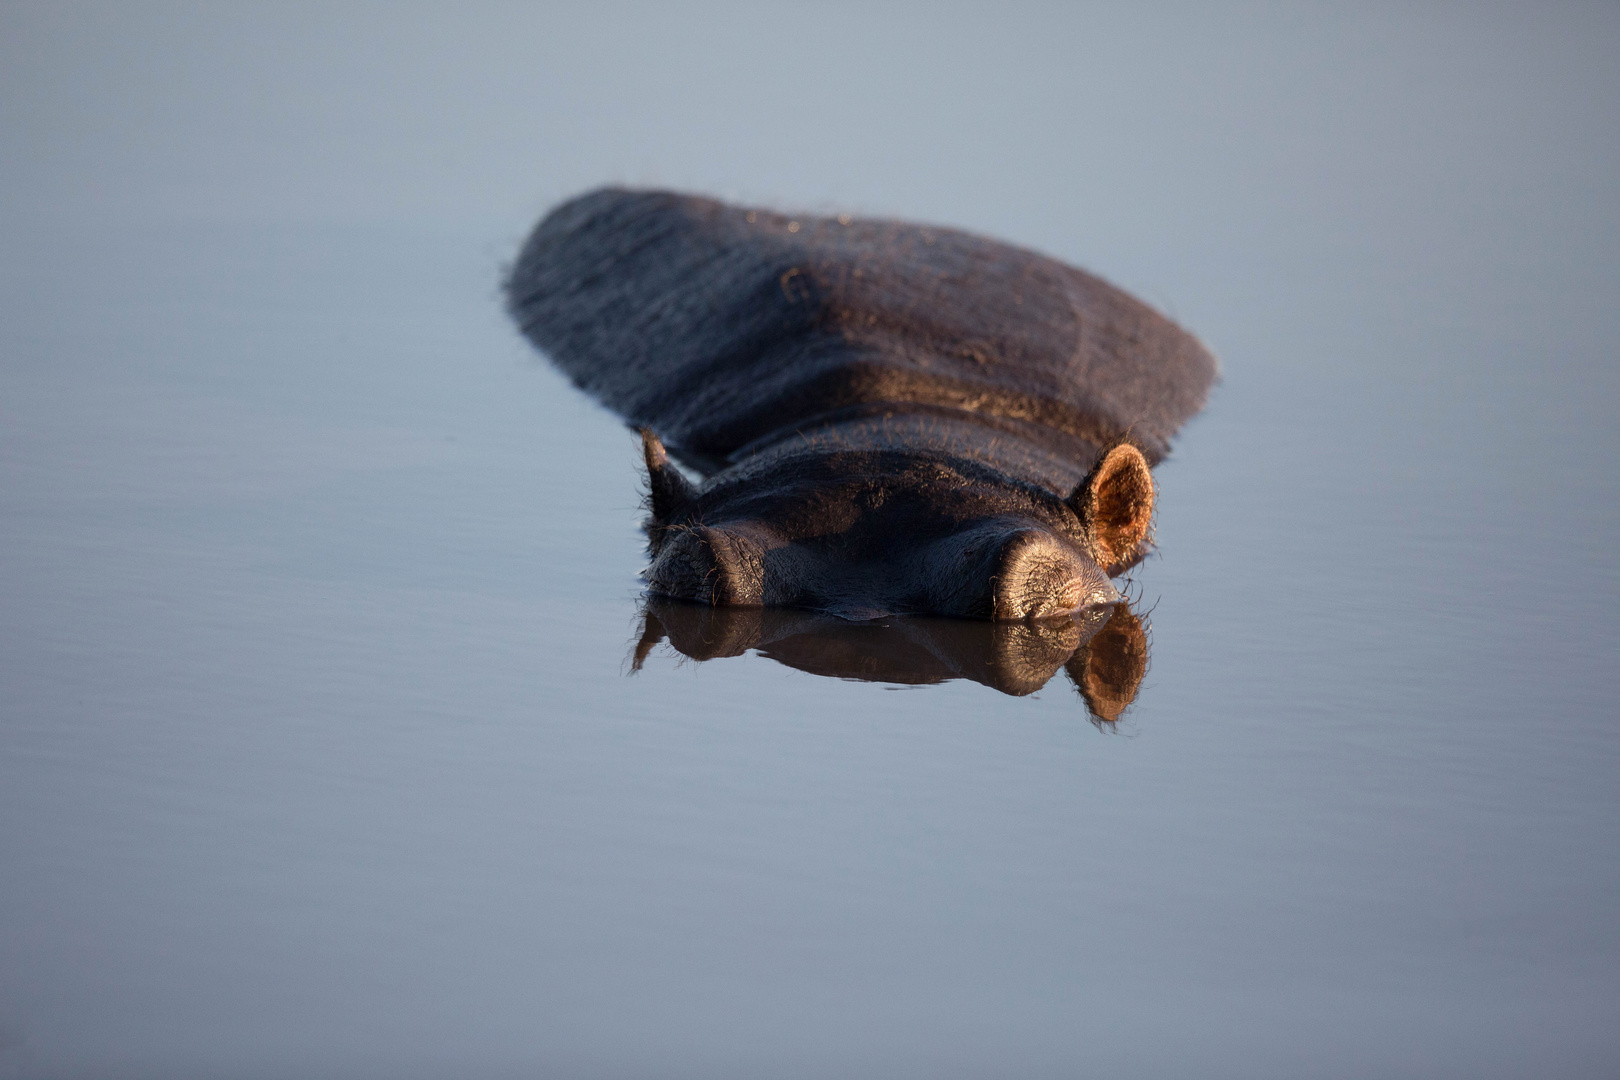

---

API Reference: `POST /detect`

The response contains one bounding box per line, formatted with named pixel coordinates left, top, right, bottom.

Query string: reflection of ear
left=1064, top=603, right=1149, bottom=725
left=630, top=605, right=667, bottom=672
left=1069, top=442, right=1155, bottom=575
left=641, top=429, right=694, bottom=550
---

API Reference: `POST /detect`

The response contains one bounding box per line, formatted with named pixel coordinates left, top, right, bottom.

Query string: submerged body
left=507, top=189, right=1215, bottom=620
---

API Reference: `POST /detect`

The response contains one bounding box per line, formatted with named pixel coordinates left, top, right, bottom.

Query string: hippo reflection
left=508, top=189, right=1214, bottom=623
left=634, top=596, right=1150, bottom=724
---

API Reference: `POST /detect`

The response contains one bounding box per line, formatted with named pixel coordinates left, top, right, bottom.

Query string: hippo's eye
left=645, top=526, right=765, bottom=607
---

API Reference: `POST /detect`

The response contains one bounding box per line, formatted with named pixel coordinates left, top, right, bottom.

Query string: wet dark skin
left=508, top=189, right=1214, bottom=623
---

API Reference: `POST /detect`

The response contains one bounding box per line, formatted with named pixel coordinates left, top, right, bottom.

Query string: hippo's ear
left=1068, top=441, right=1155, bottom=574
left=641, top=429, right=694, bottom=527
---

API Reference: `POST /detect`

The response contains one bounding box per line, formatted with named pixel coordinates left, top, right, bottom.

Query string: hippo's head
left=638, top=431, right=1155, bottom=622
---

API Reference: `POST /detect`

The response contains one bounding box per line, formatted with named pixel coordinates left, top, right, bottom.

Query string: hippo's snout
left=646, top=516, right=1117, bottom=623
left=925, top=524, right=1118, bottom=621
left=994, top=529, right=1120, bottom=619
left=645, top=525, right=769, bottom=607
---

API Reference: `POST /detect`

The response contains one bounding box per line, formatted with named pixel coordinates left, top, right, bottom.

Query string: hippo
left=506, top=188, right=1215, bottom=623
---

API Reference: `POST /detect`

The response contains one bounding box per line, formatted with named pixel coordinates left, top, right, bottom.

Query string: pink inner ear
left=1091, top=445, right=1154, bottom=567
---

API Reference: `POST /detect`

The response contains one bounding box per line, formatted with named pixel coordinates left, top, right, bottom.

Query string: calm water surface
left=1, top=6, right=1617, bottom=1078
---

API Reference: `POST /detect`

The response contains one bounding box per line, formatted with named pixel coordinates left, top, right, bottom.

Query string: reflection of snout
left=634, top=595, right=1150, bottom=723
left=638, top=596, right=1092, bottom=695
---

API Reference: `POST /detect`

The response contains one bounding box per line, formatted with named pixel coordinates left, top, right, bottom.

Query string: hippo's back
left=506, top=188, right=1216, bottom=477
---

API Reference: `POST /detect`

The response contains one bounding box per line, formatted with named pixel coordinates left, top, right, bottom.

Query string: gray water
left=2, top=5, right=1618, bottom=1078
